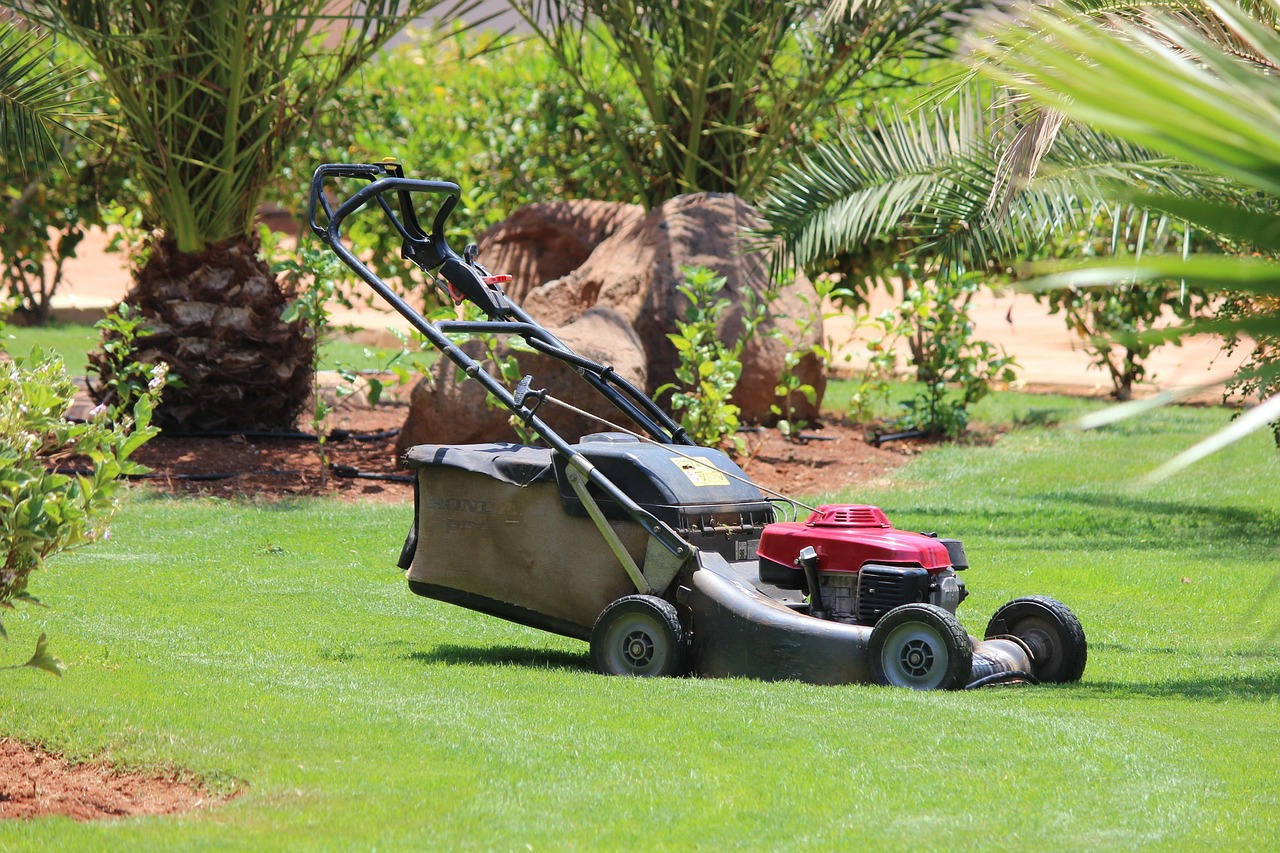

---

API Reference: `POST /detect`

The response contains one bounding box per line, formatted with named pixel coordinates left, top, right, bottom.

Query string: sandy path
left=49, top=227, right=1246, bottom=401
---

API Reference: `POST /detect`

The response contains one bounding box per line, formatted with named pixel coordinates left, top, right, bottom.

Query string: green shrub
left=0, top=42, right=142, bottom=325
left=0, top=333, right=163, bottom=675
left=849, top=262, right=1016, bottom=438
left=274, top=231, right=432, bottom=478
left=1031, top=209, right=1216, bottom=401
left=1220, top=293, right=1280, bottom=444
left=658, top=266, right=765, bottom=451
left=271, top=27, right=636, bottom=307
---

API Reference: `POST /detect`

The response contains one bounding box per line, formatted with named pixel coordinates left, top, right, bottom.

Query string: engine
left=756, top=504, right=967, bottom=625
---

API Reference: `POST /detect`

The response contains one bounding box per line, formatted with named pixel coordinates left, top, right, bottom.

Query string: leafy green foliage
left=0, top=32, right=140, bottom=325
left=1031, top=209, right=1215, bottom=401
left=25, top=1, right=470, bottom=253
left=769, top=274, right=852, bottom=438
left=968, top=0, right=1280, bottom=473
left=515, top=0, right=978, bottom=208
left=0, top=328, right=163, bottom=675
left=271, top=28, right=636, bottom=306
left=1220, top=293, right=1280, bottom=443
left=658, top=266, right=765, bottom=451
left=886, top=265, right=1017, bottom=437
left=275, top=233, right=431, bottom=476
left=87, top=304, right=180, bottom=415
left=0, top=18, right=93, bottom=164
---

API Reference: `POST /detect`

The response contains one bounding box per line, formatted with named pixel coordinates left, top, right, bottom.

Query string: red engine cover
left=757, top=504, right=952, bottom=574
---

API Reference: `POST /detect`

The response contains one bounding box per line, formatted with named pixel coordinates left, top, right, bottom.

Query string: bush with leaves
left=269, top=27, right=636, bottom=308
left=0, top=329, right=164, bottom=676
left=1219, top=293, right=1280, bottom=445
left=657, top=266, right=766, bottom=452
left=0, top=35, right=141, bottom=325
left=768, top=275, right=854, bottom=439
left=274, top=231, right=433, bottom=479
left=885, top=263, right=1018, bottom=437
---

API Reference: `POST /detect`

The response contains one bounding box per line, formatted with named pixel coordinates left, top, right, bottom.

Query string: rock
left=523, top=193, right=825, bottom=424
left=475, top=200, right=644, bottom=304
left=395, top=307, right=648, bottom=455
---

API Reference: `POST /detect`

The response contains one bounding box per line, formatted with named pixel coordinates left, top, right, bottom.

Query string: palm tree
left=0, top=14, right=89, bottom=166
left=761, top=0, right=1280, bottom=469
left=14, top=1, right=477, bottom=431
left=513, top=0, right=987, bottom=208
left=970, top=0, right=1280, bottom=472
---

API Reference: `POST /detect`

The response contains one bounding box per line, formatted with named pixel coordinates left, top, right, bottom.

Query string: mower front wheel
left=869, top=603, right=973, bottom=690
left=591, top=595, right=686, bottom=678
left=985, top=596, right=1087, bottom=683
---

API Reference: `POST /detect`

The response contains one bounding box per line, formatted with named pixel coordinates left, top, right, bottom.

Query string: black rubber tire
left=985, top=596, right=1087, bottom=684
left=591, top=595, right=686, bottom=677
left=868, top=603, right=973, bottom=691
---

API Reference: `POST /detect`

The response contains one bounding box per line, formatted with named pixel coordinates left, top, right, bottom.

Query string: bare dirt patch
left=0, top=739, right=219, bottom=822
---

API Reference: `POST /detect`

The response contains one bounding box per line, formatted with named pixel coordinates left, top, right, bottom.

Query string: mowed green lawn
left=2, top=397, right=1278, bottom=849
left=2, top=321, right=411, bottom=376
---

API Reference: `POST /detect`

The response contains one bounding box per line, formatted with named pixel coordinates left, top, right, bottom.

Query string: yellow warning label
left=674, top=457, right=731, bottom=487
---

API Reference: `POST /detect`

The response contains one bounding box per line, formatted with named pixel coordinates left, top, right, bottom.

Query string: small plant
left=1220, top=293, right=1280, bottom=446
left=893, top=268, right=1018, bottom=438
left=844, top=307, right=913, bottom=427
left=87, top=303, right=181, bottom=414
left=769, top=275, right=853, bottom=440
left=657, top=266, right=763, bottom=452
left=0, top=330, right=164, bottom=676
left=278, top=238, right=344, bottom=480
left=1032, top=209, right=1215, bottom=401
left=277, top=233, right=432, bottom=478
left=844, top=260, right=1017, bottom=439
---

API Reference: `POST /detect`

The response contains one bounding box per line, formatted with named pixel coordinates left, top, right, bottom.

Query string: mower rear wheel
left=985, top=596, right=1087, bottom=683
left=591, top=595, right=686, bottom=678
left=869, top=603, right=973, bottom=691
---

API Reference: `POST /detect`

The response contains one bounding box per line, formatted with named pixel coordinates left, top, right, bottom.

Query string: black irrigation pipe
left=64, top=418, right=401, bottom=444
left=52, top=467, right=237, bottom=482
left=53, top=464, right=415, bottom=485
left=871, top=429, right=928, bottom=447
left=329, top=464, right=414, bottom=483
left=151, top=427, right=402, bottom=443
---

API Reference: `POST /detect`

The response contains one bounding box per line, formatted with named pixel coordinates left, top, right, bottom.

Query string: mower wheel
left=985, top=596, right=1087, bottom=683
left=869, top=603, right=973, bottom=691
left=591, top=595, right=686, bottom=678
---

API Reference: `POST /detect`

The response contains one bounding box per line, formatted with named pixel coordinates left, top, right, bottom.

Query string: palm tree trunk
left=91, top=234, right=314, bottom=432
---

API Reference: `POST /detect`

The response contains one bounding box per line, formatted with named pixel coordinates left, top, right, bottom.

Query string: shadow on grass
left=937, top=490, right=1280, bottom=556
left=405, top=643, right=591, bottom=672
left=1083, top=670, right=1280, bottom=702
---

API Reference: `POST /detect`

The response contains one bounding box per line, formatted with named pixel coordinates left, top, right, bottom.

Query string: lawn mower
left=308, top=162, right=1088, bottom=690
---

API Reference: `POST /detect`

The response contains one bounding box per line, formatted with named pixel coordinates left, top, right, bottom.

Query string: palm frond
left=24, top=1, right=481, bottom=250
left=0, top=18, right=92, bottom=165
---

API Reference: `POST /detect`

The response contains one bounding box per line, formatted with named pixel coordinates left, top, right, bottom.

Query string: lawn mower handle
left=308, top=163, right=508, bottom=318
left=307, top=163, right=696, bottom=563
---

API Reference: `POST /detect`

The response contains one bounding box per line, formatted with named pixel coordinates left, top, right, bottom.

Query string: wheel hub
left=900, top=639, right=935, bottom=676
left=624, top=630, right=654, bottom=667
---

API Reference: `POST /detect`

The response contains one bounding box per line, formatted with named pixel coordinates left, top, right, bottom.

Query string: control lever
left=512, top=374, right=547, bottom=415
left=513, top=374, right=533, bottom=408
